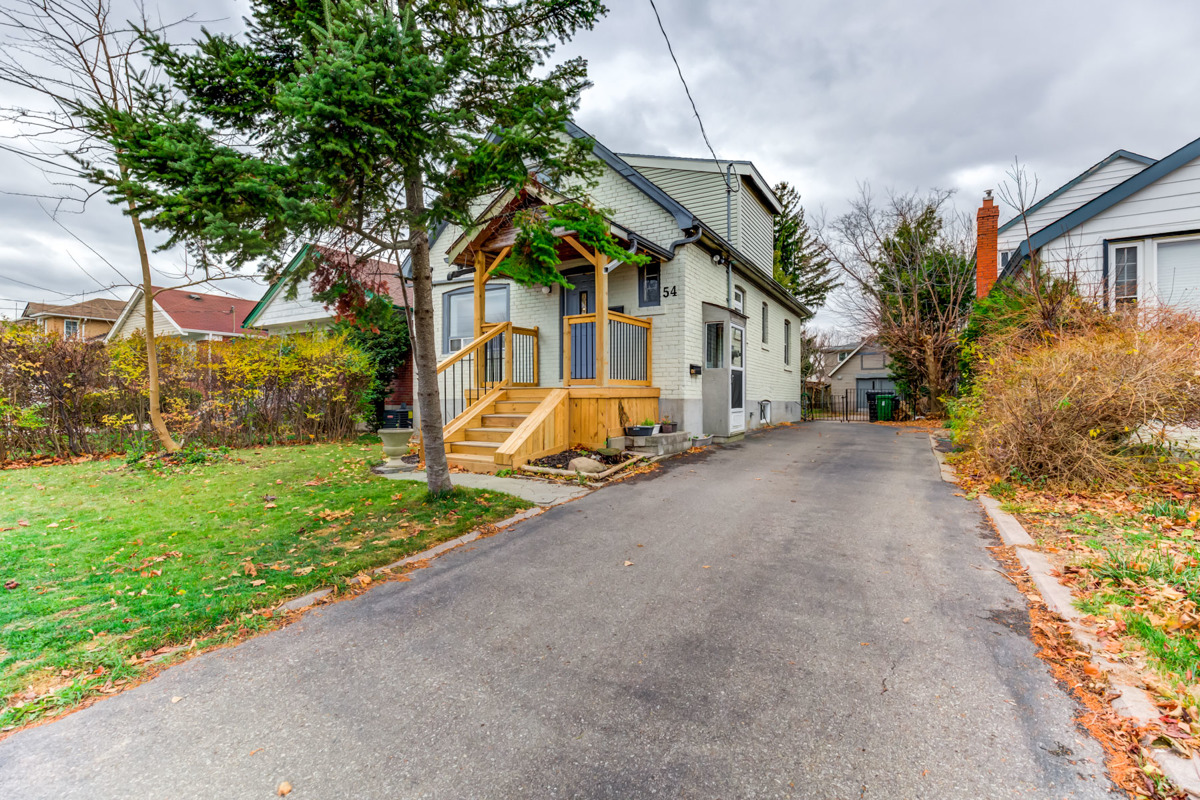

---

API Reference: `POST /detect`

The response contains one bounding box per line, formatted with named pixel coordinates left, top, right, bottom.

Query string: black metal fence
left=805, top=389, right=917, bottom=422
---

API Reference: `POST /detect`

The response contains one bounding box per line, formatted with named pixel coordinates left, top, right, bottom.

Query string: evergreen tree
left=95, top=0, right=608, bottom=494
left=772, top=182, right=839, bottom=309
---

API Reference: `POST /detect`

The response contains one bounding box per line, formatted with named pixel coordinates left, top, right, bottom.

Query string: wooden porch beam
left=484, top=246, right=512, bottom=278
left=562, top=234, right=597, bottom=266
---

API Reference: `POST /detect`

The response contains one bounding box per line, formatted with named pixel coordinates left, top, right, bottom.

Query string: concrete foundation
left=608, top=431, right=693, bottom=457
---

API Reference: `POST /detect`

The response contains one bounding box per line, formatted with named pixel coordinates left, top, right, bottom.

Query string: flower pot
left=627, top=425, right=656, bottom=437
left=690, top=434, right=713, bottom=447
left=378, top=428, right=415, bottom=459
left=659, top=422, right=677, bottom=434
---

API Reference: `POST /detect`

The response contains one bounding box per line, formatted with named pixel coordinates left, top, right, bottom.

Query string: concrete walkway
left=384, top=469, right=591, bottom=506
left=0, top=423, right=1111, bottom=798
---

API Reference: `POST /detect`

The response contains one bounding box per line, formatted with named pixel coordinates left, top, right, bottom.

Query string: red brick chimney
left=976, top=191, right=999, bottom=298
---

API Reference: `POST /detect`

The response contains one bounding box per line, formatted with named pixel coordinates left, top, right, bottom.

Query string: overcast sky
left=4, top=0, right=1200, bottom=324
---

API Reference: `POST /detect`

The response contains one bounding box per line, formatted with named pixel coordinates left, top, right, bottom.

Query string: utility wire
left=646, top=0, right=736, bottom=192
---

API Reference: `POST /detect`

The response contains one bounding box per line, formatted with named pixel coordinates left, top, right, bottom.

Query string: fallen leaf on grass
left=4, top=580, right=17, bottom=590
left=242, top=560, right=258, bottom=578
left=264, top=503, right=277, bottom=509
left=251, top=579, right=266, bottom=587
left=292, top=566, right=314, bottom=576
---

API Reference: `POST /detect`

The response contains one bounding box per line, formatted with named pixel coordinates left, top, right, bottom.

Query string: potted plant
left=690, top=433, right=713, bottom=447
left=659, top=417, right=677, bottom=434
left=627, top=418, right=658, bottom=437
left=378, top=427, right=415, bottom=459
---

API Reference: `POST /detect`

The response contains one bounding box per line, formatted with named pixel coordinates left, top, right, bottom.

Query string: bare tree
left=823, top=187, right=975, bottom=416
left=996, top=159, right=1090, bottom=329
left=0, top=0, right=203, bottom=452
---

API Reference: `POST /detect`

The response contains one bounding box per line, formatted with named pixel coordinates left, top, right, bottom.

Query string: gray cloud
left=4, top=0, right=1200, bottom=322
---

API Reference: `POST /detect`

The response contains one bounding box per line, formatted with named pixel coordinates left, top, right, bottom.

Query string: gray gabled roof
left=996, top=149, right=1156, bottom=236
left=1002, top=135, right=1200, bottom=279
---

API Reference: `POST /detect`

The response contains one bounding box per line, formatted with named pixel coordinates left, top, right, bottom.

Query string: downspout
left=667, top=226, right=702, bottom=255
left=726, top=162, right=735, bottom=307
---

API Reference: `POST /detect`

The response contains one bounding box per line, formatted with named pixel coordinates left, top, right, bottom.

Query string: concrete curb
left=929, top=435, right=1200, bottom=798
left=276, top=506, right=551, bottom=614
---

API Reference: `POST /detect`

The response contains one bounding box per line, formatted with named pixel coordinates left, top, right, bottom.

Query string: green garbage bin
left=876, top=394, right=894, bottom=422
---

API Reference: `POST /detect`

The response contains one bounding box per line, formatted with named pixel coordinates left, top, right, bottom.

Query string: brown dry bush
left=959, top=309, right=1200, bottom=486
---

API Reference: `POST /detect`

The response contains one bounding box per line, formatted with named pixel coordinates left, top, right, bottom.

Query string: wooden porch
left=429, top=199, right=661, bottom=473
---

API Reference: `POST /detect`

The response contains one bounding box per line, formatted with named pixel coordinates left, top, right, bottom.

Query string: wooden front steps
left=443, top=388, right=553, bottom=474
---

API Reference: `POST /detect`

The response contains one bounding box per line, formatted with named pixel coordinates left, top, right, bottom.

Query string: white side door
left=730, top=323, right=745, bottom=432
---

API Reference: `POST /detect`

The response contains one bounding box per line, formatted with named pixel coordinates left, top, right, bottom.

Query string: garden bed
left=528, top=447, right=625, bottom=470
left=0, top=441, right=529, bottom=732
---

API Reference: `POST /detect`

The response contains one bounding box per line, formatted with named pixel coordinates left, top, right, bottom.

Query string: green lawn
left=0, top=442, right=529, bottom=729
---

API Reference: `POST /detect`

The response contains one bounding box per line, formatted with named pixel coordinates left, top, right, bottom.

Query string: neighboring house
left=19, top=298, right=125, bottom=340
left=976, top=135, right=1200, bottom=310
left=243, top=245, right=416, bottom=422
left=106, top=287, right=262, bottom=342
left=417, top=121, right=812, bottom=472
left=242, top=244, right=412, bottom=335
left=824, top=340, right=895, bottom=410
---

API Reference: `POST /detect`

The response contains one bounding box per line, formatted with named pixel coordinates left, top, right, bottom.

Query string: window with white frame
left=63, top=319, right=80, bottom=339
left=838, top=351, right=848, bottom=363
left=1114, top=246, right=1138, bottom=306
left=783, top=319, right=791, bottom=365
left=732, top=286, right=745, bottom=314
left=761, top=302, right=769, bottom=343
left=704, top=322, right=724, bottom=369
left=443, top=285, right=509, bottom=352
left=999, top=250, right=1012, bottom=269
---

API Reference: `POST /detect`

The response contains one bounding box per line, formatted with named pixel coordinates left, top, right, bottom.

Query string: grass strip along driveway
left=976, top=466, right=1200, bottom=752
left=0, top=442, right=529, bottom=730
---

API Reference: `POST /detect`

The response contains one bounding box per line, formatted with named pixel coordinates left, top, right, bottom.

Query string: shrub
left=956, top=310, right=1200, bottom=486
left=0, top=324, right=375, bottom=462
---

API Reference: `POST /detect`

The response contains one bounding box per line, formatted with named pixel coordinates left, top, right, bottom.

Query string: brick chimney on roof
left=976, top=191, right=999, bottom=298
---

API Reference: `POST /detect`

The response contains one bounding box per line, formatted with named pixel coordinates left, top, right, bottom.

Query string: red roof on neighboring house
left=149, top=287, right=263, bottom=336
left=309, top=245, right=412, bottom=307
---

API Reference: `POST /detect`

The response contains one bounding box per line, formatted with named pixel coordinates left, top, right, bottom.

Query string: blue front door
left=563, top=275, right=595, bottom=381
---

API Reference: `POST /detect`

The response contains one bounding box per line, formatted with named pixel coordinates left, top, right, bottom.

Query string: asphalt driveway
left=0, top=422, right=1111, bottom=799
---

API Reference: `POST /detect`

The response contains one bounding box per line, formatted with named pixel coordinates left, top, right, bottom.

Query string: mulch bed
left=528, top=447, right=626, bottom=470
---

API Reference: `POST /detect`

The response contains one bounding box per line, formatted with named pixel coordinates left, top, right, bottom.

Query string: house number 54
left=661, top=285, right=677, bottom=298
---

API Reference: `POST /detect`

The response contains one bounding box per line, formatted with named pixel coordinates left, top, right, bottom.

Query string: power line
left=646, top=0, right=735, bottom=191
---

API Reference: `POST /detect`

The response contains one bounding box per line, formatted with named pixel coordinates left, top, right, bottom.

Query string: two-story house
left=416, top=122, right=813, bottom=472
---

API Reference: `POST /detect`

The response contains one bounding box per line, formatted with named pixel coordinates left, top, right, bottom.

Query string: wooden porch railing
left=435, top=322, right=540, bottom=428
left=563, top=311, right=652, bottom=387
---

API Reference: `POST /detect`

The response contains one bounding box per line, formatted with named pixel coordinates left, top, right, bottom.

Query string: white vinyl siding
left=738, top=191, right=775, bottom=276
left=253, top=278, right=335, bottom=332
left=636, top=166, right=738, bottom=243
left=997, top=155, right=1152, bottom=254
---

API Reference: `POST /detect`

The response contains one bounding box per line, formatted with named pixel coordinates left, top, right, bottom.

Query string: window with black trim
left=784, top=320, right=791, bottom=365
left=442, top=284, right=509, bottom=352
left=638, top=263, right=661, bottom=307
left=761, top=303, right=769, bottom=343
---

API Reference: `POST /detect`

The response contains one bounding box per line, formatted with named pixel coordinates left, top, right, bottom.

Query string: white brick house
left=415, top=122, right=812, bottom=470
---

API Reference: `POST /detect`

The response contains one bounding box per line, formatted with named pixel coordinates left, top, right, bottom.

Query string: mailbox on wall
left=689, top=363, right=702, bottom=376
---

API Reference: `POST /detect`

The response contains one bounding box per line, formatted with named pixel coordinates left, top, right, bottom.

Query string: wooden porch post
left=473, top=250, right=486, bottom=390
left=595, top=250, right=608, bottom=387
left=473, top=250, right=487, bottom=339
